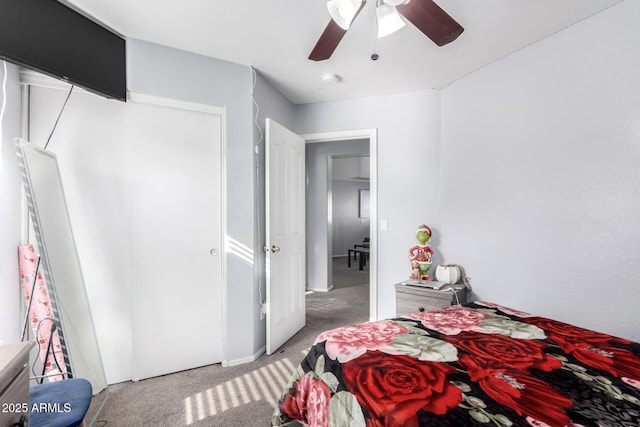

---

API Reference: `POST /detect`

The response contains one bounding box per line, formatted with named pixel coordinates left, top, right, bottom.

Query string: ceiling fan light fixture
left=322, top=73, right=341, bottom=85
left=327, top=0, right=361, bottom=30
left=376, top=3, right=406, bottom=38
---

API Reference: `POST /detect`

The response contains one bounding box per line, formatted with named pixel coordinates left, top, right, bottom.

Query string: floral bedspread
left=272, top=301, right=640, bottom=427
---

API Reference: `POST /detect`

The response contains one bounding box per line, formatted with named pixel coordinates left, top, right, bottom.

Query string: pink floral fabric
left=407, top=305, right=492, bottom=335
left=315, top=320, right=408, bottom=362
left=274, top=302, right=640, bottom=427
left=19, top=244, right=67, bottom=381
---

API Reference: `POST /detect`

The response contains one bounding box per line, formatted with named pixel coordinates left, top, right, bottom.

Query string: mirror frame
left=15, top=138, right=108, bottom=424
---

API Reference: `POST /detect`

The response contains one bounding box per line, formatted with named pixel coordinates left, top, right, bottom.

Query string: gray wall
left=332, top=179, right=370, bottom=256
left=440, top=0, right=640, bottom=342
left=306, top=140, right=370, bottom=291
left=0, top=62, right=23, bottom=344
left=127, top=41, right=306, bottom=362
left=295, top=0, right=639, bottom=340
left=251, top=70, right=297, bottom=352
left=296, top=94, right=443, bottom=307
left=122, top=40, right=259, bottom=362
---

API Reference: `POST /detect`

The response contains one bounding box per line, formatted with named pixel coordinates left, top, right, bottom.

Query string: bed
left=272, top=301, right=640, bottom=427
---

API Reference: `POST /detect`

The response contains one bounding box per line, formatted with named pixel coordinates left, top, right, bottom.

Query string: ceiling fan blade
left=309, top=0, right=366, bottom=61
left=309, top=20, right=348, bottom=61
left=397, top=0, right=463, bottom=47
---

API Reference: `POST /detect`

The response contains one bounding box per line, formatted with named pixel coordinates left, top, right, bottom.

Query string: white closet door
left=127, top=97, right=223, bottom=380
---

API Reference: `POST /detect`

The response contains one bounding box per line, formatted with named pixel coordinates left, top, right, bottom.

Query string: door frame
left=302, top=128, right=378, bottom=320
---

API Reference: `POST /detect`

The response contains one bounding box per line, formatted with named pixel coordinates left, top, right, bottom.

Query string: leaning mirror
left=15, top=138, right=108, bottom=424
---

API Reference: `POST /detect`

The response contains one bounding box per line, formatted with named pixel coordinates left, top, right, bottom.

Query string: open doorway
left=327, top=154, right=370, bottom=323
left=329, top=154, right=370, bottom=291
left=262, top=121, right=376, bottom=354
left=304, top=131, right=376, bottom=327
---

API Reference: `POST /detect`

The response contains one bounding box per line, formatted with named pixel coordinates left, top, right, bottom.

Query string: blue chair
left=29, top=378, right=92, bottom=427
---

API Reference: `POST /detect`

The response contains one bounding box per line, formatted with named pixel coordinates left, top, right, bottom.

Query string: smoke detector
left=321, top=73, right=341, bottom=85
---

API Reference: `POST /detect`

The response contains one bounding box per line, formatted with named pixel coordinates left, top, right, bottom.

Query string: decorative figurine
left=409, top=224, right=433, bottom=280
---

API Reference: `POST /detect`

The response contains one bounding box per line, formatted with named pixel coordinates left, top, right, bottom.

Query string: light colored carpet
left=89, top=256, right=369, bottom=426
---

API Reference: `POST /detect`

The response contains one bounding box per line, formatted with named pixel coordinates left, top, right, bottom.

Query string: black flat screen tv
left=0, top=0, right=126, bottom=101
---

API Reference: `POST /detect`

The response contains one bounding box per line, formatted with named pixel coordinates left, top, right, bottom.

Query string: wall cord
left=251, top=67, right=265, bottom=313
left=43, top=84, right=74, bottom=150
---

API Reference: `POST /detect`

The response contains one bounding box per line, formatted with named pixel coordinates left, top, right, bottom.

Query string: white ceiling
left=64, top=0, right=622, bottom=105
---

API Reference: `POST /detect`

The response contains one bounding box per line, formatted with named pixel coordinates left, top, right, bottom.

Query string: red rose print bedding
left=271, top=301, right=640, bottom=427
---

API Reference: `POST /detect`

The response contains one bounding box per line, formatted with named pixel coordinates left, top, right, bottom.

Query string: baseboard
left=306, top=285, right=334, bottom=293
left=222, top=346, right=265, bottom=367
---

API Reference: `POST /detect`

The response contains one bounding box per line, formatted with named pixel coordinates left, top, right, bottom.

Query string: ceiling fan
left=309, top=0, right=464, bottom=61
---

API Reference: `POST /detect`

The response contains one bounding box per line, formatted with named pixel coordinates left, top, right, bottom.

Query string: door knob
left=209, top=248, right=219, bottom=256
left=271, top=245, right=281, bottom=253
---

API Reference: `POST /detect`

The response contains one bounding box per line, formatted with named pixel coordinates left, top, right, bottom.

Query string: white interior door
left=129, top=96, right=224, bottom=380
left=265, top=119, right=306, bottom=355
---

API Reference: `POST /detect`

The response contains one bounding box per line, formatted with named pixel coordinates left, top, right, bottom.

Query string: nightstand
left=395, top=282, right=467, bottom=317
